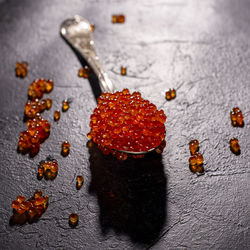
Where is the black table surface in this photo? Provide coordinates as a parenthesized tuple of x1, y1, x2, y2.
(0, 0, 249, 249)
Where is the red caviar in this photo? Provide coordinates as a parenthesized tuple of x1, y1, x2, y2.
(25, 99, 48, 118)
(16, 62, 28, 78)
(230, 107, 244, 127)
(88, 89, 166, 160)
(37, 158, 58, 180)
(18, 114, 50, 156)
(11, 191, 49, 222)
(28, 78, 54, 100)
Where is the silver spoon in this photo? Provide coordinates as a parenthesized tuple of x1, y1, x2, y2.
(60, 15, 165, 155)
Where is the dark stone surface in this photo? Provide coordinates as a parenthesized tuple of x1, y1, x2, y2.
(0, 0, 249, 249)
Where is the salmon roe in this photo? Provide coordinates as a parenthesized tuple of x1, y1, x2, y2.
(88, 89, 166, 160)
(25, 99, 49, 118)
(112, 15, 125, 23)
(11, 191, 49, 222)
(61, 141, 70, 156)
(18, 114, 50, 156)
(121, 66, 127, 76)
(188, 139, 204, 174)
(230, 107, 244, 127)
(28, 78, 54, 100)
(78, 66, 91, 79)
(69, 213, 79, 227)
(76, 176, 84, 190)
(16, 62, 28, 78)
(189, 139, 199, 155)
(229, 138, 240, 155)
(165, 88, 176, 101)
(18, 78, 53, 156)
(37, 157, 58, 180)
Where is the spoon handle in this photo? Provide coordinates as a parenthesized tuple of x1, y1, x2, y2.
(76, 44, 115, 93)
(60, 16, 115, 93)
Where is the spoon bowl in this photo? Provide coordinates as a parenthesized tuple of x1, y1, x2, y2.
(60, 15, 165, 156)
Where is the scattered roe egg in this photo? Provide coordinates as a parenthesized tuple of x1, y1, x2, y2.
(69, 213, 78, 227)
(76, 176, 84, 190)
(230, 107, 244, 127)
(61, 141, 70, 156)
(46, 99, 52, 110)
(62, 100, 70, 112)
(16, 61, 28, 78)
(88, 89, 166, 160)
(121, 66, 127, 76)
(112, 15, 125, 23)
(229, 138, 240, 155)
(54, 110, 60, 121)
(165, 88, 176, 101)
(189, 139, 199, 155)
(78, 66, 91, 79)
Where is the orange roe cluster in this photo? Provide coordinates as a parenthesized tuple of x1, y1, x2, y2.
(37, 157, 58, 180)
(54, 110, 61, 121)
(165, 89, 176, 101)
(88, 88, 166, 160)
(188, 139, 204, 174)
(18, 114, 50, 156)
(16, 62, 28, 78)
(78, 66, 91, 79)
(25, 98, 51, 118)
(11, 191, 49, 222)
(112, 15, 125, 23)
(18, 79, 53, 156)
(230, 107, 244, 127)
(28, 78, 54, 100)
(229, 138, 240, 155)
(91, 24, 95, 32)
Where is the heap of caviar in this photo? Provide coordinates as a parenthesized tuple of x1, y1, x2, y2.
(230, 107, 244, 127)
(78, 66, 91, 79)
(11, 190, 49, 222)
(165, 89, 176, 101)
(188, 139, 204, 174)
(28, 78, 54, 100)
(229, 138, 240, 155)
(37, 157, 58, 180)
(18, 114, 50, 156)
(88, 89, 166, 160)
(25, 98, 51, 118)
(112, 15, 125, 23)
(16, 62, 28, 78)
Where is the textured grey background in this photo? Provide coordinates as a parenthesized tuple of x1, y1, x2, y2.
(0, 0, 250, 249)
